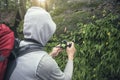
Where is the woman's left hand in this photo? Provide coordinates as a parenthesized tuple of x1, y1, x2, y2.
(49, 45, 62, 57)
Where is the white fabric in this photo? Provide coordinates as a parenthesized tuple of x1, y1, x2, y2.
(23, 7, 56, 46)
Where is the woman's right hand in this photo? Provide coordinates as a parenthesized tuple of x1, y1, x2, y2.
(66, 42, 76, 60)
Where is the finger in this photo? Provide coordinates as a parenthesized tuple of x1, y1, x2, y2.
(56, 44, 60, 46)
(55, 44, 62, 48)
(55, 46, 61, 48)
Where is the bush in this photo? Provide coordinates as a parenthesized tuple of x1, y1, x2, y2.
(46, 13, 120, 80)
(77, 14, 120, 80)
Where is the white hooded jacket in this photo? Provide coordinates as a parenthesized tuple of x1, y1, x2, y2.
(10, 7, 73, 80)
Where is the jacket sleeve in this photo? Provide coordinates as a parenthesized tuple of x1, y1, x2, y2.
(36, 54, 73, 80)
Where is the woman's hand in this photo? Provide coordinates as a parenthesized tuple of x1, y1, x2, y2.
(66, 42, 76, 60)
(49, 45, 62, 57)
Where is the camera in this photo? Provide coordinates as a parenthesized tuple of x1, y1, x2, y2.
(60, 40, 72, 49)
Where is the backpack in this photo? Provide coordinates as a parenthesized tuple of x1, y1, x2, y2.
(0, 24, 43, 80)
(4, 39, 43, 80)
(0, 24, 15, 80)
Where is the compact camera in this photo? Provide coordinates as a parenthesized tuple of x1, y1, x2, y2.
(60, 40, 72, 49)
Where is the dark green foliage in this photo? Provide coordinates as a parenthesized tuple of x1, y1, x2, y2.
(46, 13, 120, 80)
(77, 14, 120, 80)
(46, 2, 120, 80)
(0, 0, 18, 10)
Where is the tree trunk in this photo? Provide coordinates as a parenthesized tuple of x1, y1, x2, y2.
(18, 0, 26, 20)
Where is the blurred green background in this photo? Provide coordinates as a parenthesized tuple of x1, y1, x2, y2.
(0, 0, 120, 80)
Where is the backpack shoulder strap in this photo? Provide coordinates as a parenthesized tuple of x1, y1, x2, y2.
(17, 44, 44, 57)
(4, 44, 43, 80)
(24, 38, 43, 45)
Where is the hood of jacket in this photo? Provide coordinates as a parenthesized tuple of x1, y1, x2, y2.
(23, 7, 56, 46)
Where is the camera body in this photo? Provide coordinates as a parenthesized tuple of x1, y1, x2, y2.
(60, 40, 72, 49)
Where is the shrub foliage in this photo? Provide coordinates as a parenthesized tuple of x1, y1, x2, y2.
(46, 13, 120, 80)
